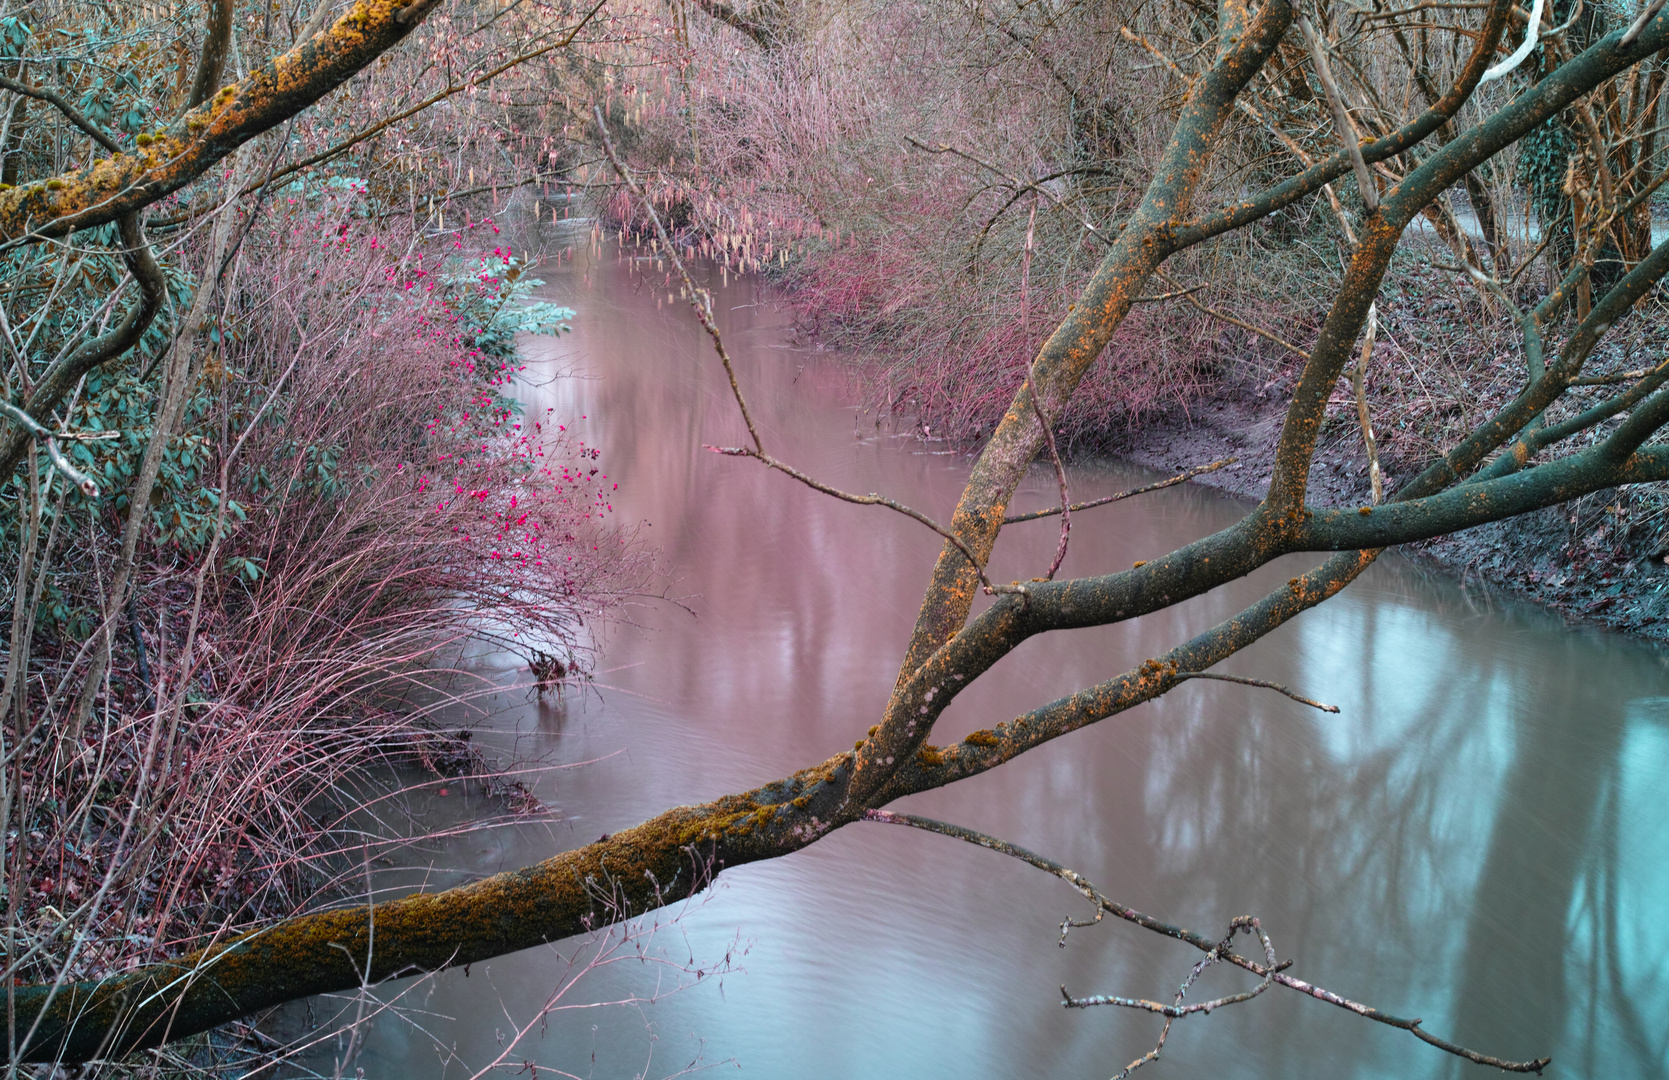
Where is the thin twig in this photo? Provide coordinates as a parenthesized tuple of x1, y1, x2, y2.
(1065, 916, 1278, 1078)
(1003, 458, 1235, 523)
(0, 399, 102, 496)
(703, 444, 1002, 589)
(1300, 17, 1378, 211)
(1480, 0, 1545, 81)
(1571, 365, 1658, 385)
(1156, 270, 1310, 359)
(0, 74, 122, 154)
(1019, 201, 1071, 580)
(594, 105, 759, 449)
(1172, 671, 1340, 712)
(1131, 285, 1206, 304)
(1353, 301, 1383, 504)
(149, 2, 608, 227)
(1029, 367, 1071, 581)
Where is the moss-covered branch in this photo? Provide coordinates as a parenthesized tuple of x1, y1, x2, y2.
(0, 0, 443, 246)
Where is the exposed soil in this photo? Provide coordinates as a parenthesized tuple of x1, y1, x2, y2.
(1103, 381, 1669, 644)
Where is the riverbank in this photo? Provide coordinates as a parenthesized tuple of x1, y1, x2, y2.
(1101, 378, 1669, 644)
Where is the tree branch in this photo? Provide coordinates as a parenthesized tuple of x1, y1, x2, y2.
(860, 812, 1548, 1073)
(0, 214, 166, 482)
(184, 0, 235, 113)
(1002, 458, 1234, 523)
(690, 0, 781, 49)
(0, 0, 445, 245)
(0, 74, 121, 154)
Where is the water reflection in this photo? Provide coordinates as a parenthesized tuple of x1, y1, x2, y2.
(286, 230, 1669, 1079)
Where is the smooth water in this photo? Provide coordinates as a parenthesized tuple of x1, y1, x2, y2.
(289, 231, 1669, 1079)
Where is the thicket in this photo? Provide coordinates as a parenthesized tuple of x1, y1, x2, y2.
(575, 0, 1669, 459)
(0, 1, 644, 1070)
(563, 0, 1669, 634)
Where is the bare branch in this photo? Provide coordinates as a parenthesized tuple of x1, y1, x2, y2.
(1622, 0, 1668, 46)
(596, 107, 1017, 595)
(1299, 16, 1379, 211)
(1003, 458, 1235, 524)
(185, 0, 235, 112)
(0, 74, 122, 154)
(1172, 671, 1340, 712)
(0, 398, 102, 496)
(1156, 270, 1310, 359)
(860, 811, 1549, 1073)
(0, 0, 447, 244)
(1480, 0, 1546, 81)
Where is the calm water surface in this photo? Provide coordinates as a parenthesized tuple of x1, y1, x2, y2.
(293, 230, 1669, 1079)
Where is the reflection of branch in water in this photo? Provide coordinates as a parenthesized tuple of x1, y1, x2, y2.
(862, 810, 1552, 1074)
(593, 108, 1025, 597)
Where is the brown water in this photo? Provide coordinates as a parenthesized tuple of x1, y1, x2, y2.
(292, 230, 1669, 1079)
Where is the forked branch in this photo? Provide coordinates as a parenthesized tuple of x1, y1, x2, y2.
(861, 811, 1550, 1073)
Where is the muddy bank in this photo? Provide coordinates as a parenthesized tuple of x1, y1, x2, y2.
(1101, 382, 1669, 645)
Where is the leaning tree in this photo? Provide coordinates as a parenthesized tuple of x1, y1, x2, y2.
(9, 0, 1669, 1072)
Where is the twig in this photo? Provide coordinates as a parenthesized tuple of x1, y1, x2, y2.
(597, 109, 1018, 595)
(1064, 916, 1277, 1078)
(1156, 270, 1310, 359)
(1480, 0, 1545, 80)
(1299, 17, 1378, 211)
(1019, 201, 1072, 581)
(1507, 231, 1554, 287)
(1131, 285, 1205, 304)
(0, 399, 102, 496)
(1354, 0, 1495, 20)
(0, 74, 122, 154)
(1030, 366, 1072, 581)
(904, 135, 1112, 245)
(150, 2, 608, 227)
(1118, 26, 1193, 85)
(1172, 671, 1339, 712)
(702, 444, 1010, 593)
(1003, 458, 1235, 523)
(595, 106, 759, 449)
(860, 811, 1551, 1074)
(1353, 301, 1383, 504)
(1572, 366, 1657, 385)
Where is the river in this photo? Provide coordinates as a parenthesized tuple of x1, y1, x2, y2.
(288, 226, 1669, 1079)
